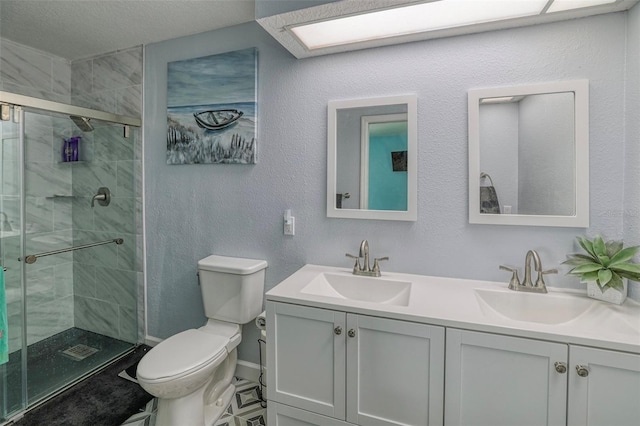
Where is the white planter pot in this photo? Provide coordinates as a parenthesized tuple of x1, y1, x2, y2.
(587, 279, 627, 305)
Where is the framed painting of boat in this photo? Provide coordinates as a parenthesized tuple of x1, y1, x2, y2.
(166, 48, 257, 164)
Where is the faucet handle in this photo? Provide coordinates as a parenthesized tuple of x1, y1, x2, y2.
(372, 257, 389, 275)
(346, 253, 362, 273)
(499, 265, 521, 290)
(535, 268, 558, 290)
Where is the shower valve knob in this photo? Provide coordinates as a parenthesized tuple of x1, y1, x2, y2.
(91, 187, 111, 208)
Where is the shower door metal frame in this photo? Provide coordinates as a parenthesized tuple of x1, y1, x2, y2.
(0, 91, 141, 127)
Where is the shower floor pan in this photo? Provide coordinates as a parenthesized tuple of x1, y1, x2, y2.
(3, 328, 134, 412)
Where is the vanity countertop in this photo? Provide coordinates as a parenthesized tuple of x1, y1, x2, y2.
(266, 264, 640, 354)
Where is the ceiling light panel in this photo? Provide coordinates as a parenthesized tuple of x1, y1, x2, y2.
(546, 0, 618, 13)
(290, 0, 550, 50)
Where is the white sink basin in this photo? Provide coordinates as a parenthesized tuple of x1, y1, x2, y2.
(474, 288, 596, 325)
(300, 272, 412, 306)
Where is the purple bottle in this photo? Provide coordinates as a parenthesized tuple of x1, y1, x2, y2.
(62, 137, 81, 162)
(69, 136, 80, 161)
(62, 138, 72, 162)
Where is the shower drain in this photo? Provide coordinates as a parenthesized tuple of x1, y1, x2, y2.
(62, 344, 99, 361)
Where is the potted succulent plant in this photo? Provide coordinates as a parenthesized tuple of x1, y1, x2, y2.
(563, 236, 640, 304)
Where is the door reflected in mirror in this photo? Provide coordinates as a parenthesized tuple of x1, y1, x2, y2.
(328, 95, 417, 221)
(469, 80, 589, 227)
(359, 113, 408, 211)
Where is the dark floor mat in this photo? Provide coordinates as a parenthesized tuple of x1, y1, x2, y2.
(11, 345, 153, 426)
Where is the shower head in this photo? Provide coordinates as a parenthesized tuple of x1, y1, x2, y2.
(70, 115, 94, 132)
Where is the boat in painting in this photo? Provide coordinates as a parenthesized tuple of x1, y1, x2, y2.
(193, 109, 243, 130)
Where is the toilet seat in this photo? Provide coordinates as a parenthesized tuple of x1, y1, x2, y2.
(137, 329, 229, 382)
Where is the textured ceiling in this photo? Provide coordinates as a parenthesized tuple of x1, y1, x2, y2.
(0, 0, 256, 60)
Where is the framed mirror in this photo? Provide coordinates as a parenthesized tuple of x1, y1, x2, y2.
(327, 95, 417, 221)
(468, 80, 589, 227)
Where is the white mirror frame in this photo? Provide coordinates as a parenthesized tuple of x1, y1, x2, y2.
(327, 95, 417, 221)
(468, 79, 589, 227)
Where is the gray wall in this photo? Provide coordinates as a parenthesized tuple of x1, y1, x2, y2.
(518, 93, 574, 216)
(479, 103, 519, 212)
(145, 11, 638, 364)
(624, 5, 640, 263)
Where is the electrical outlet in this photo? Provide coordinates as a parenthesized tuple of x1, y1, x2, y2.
(284, 210, 295, 235)
(284, 216, 295, 235)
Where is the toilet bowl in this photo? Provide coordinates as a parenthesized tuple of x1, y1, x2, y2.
(137, 255, 267, 426)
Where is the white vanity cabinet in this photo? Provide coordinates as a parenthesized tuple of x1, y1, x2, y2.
(445, 329, 569, 426)
(266, 301, 445, 426)
(568, 345, 640, 426)
(445, 329, 640, 426)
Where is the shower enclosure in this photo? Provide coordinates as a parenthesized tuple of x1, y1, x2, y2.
(0, 91, 142, 422)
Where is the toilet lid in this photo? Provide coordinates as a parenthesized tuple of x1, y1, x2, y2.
(137, 329, 228, 381)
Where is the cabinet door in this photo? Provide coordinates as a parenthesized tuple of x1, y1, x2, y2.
(267, 302, 346, 419)
(568, 345, 640, 426)
(268, 401, 352, 426)
(445, 329, 568, 426)
(346, 314, 445, 426)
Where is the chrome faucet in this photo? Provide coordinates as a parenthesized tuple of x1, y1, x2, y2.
(499, 250, 557, 293)
(360, 240, 370, 273)
(346, 239, 389, 277)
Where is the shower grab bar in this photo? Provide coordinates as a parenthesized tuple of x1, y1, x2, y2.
(22, 238, 124, 264)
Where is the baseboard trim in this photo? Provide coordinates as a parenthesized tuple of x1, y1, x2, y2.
(235, 360, 264, 384)
(144, 335, 163, 347)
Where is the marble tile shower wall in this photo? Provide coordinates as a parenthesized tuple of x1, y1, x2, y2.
(1, 39, 75, 351)
(70, 47, 143, 118)
(0, 39, 71, 103)
(0, 39, 143, 348)
(70, 47, 143, 344)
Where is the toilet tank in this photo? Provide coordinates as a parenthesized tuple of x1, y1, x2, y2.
(198, 255, 267, 324)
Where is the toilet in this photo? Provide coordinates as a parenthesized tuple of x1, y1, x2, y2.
(137, 255, 267, 426)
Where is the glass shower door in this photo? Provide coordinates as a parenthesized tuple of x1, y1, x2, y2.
(0, 107, 26, 422)
(21, 108, 138, 406)
(1, 101, 140, 420)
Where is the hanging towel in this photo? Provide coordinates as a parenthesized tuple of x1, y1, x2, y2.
(0, 267, 8, 365)
(480, 172, 501, 214)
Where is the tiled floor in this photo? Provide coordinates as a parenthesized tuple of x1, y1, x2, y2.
(121, 378, 267, 426)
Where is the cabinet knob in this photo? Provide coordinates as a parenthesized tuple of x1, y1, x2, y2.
(334, 326, 342, 335)
(554, 361, 567, 374)
(348, 329, 356, 338)
(576, 365, 589, 377)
